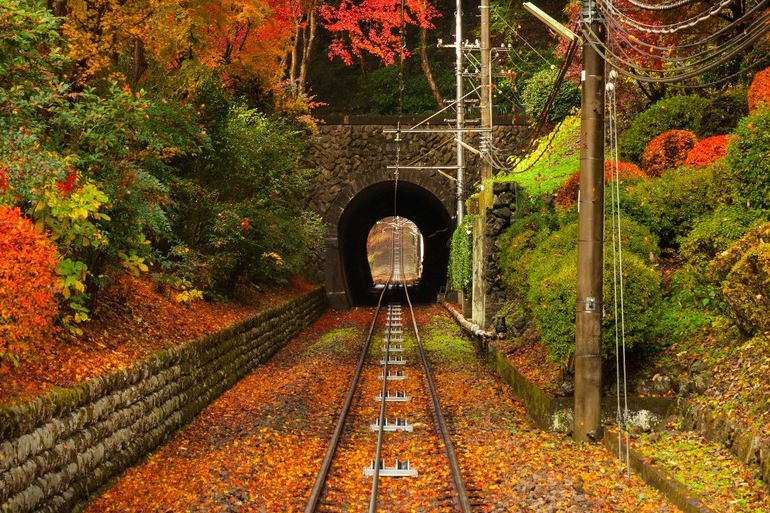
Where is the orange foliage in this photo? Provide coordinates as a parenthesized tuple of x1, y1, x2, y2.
(62, 0, 295, 86)
(0, 207, 58, 359)
(684, 134, 731, 168)
(641, 129, 698, 176)
(748, 66, 770, 114)
(555, 161, 646, 209)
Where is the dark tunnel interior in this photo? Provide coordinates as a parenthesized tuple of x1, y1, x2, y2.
(337, 180, 453, 305)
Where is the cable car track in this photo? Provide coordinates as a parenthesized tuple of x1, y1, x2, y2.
(304, 219, 473, 512)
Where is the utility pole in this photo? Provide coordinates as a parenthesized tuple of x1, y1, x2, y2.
(573, 0, 606, 442)
(479, 0, 491, 183)
(455, 0, 465, 225)
(471, 0, 493, 327)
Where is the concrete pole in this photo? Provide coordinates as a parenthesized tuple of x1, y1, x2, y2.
(471, 0, 493, 328)
(480, 0, 492, 182)
(455, 0, 465, 225)
(573, 2, 605, 442)
(471, 0, 493, 327)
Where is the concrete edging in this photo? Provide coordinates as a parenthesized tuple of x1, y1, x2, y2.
(603, 430, 716, 513)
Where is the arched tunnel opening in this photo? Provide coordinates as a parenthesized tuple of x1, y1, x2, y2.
(338, 180, 453, 305)
(367, 217, 423, 284)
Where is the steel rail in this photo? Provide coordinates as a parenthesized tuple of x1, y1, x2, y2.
(402, 252, 473, 513)
(303, 272, 393, 513)
(368, 224, 401, 512)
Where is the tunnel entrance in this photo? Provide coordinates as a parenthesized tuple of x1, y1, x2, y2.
(337, 180, 452, 305)
(367, 217, 423, 284)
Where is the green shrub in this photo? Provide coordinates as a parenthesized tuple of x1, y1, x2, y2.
(698, 92, 748, 139)
(723, 106, 770, 211)
(448, 214, 476, 294)
(707, 223, 770, 335)
(521, 67, 580, 123)
(720, 243, 770, 336)
(620, 95, 709, 163)
(621, 164, 729, 250)
(525, 217, 661, 362)
(667, 206, 765, 322)
(709, 222, 770, 286)
(680, 205, 765, 271)
(707, 222, 770, 335)
(498, 210, 560, 303)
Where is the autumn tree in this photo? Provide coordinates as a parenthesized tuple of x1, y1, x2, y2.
(319, 0, 442, 106)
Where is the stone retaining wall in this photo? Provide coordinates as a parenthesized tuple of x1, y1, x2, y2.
(677, 398, 770, 486)
(0, 288, 327, 513)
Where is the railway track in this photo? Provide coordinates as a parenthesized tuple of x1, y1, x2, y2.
(304, 219, 474, 512)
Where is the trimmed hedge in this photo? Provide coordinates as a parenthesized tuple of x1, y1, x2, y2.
(640, 130, 698, 177)
(620, 95, 709, 163)
(514, 216, 661, 362)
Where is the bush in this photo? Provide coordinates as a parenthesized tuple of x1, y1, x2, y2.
(554, 161, 646, 209)
(680, 205, 765, 271)
(708, 223, 770, 335)
(747, 66, 770, 114)
(621, 163, 728, 250)
(521, 67, 580, 123)
(525, 218, 661, 362)
(684, 135, 731, 168)
(498, 209, 560, 304)
(698, 93, 748, 138)
(448, 215, 476, 294)
(0, 207, 59, 363)
(171, 89, 319, 294)
(641, 130, 698, 176)
(723, 106, 770, 211)
(620, 95, 708, 163)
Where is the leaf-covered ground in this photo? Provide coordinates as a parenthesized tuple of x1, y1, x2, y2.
(654, 329, 770, 437)
(0, 275, 316, 405)
(629, 429, 770, 512)
(83, 306, 676, 512)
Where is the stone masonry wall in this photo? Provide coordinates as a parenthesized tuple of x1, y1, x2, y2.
(305, 120, 526, 224)
(0, 288, 327, 513)
(485, 181, 521, 308)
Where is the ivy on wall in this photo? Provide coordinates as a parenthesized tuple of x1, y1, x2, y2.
(448, 215, 477, 294)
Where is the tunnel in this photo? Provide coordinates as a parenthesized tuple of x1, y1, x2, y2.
(337, 180, 453, 305)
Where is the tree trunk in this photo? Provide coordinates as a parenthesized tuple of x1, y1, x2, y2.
(420, 26, 443, 108)
(298, 8, 317, 97)
(128, 37, 148, 85)
(48, 0, 68, 16)
(289, 21, 301, 97)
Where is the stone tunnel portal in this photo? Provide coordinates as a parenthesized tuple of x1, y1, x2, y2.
(336, 180, 452, 306)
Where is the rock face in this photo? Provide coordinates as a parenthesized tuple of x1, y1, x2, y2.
(0, 289, 327, 513)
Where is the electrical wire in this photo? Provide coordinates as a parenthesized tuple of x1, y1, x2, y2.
(581, 0, 770, 83)
(582, 10, 770, 82)
(605, 68, 630, 478)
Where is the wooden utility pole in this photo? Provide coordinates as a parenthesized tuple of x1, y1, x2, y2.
(573, 0, 606, 442)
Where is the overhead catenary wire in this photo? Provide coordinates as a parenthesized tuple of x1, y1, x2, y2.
(581, 0, 770, 83)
